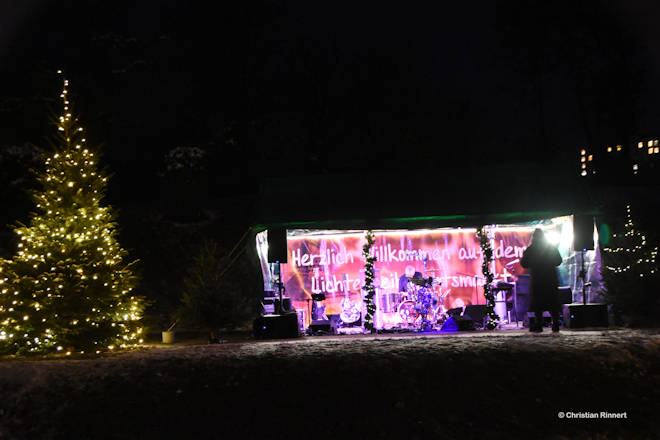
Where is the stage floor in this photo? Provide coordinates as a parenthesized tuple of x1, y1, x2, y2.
(305, 321, 591, 339)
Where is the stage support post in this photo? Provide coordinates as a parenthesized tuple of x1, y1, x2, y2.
(276, 261, 283, 314)
(581, 249, 586, 305)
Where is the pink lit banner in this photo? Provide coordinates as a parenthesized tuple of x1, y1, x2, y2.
(256, 226, 554, 326)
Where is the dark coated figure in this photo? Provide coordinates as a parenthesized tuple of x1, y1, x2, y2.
(520, 229, 562, 332)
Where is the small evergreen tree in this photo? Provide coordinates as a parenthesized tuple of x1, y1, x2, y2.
(601, 204, 659, 327)
(0, 73, 145, 354)
(177, 242, 255, 341)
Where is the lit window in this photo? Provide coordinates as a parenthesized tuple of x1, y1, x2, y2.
(581, 170, 587, 176)
(616, 145, 622, 151)
(655, 140, 658, 146)
(638, 142, 644, 149)
(581, 163, 586, 169)
(649, 148, 654, 155)
(607, 146, 612, 152)
(588, 155, 593, 161)
(581, 156, 586, 162)
(655, 147, 659, 154)
(633, 164, 638, 171)
(580, 149, 586, 155)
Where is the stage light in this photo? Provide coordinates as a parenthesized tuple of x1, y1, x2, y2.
(560, 222, 573, 250)
(545, 230, 560, 245)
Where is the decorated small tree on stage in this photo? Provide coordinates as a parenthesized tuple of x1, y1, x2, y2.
(601, 205, 659, 326)
(0, 73, 145, 354)
(362, 230, 377, 333)
(477, 227, 499, 329)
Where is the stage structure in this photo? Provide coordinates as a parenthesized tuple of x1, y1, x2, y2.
(255, 215, 603, 333)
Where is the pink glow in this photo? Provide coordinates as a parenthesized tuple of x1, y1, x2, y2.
(278, 228, 533, 327)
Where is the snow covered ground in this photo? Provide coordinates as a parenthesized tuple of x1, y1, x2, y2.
(1, 328, 659, 439)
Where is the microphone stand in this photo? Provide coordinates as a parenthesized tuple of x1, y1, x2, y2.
(578, 249, 592, 305)
(275, 261, 284, 314)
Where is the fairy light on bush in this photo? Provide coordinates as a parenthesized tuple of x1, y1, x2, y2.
(477, 227, 499, 329)
(362, 230, 377, 333)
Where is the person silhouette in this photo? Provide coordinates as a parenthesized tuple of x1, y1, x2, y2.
(520, 229, 562, 332)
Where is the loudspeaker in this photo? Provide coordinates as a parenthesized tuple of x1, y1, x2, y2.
(573, 215, 594, 250)
(457, 316, 475, 331)
(446, 307, 463, 317)
(267, 228, 288, 263)
(309, 320, 332, 335)
(440, 315, 474, 331)
(463, 305, 488, 327)
(253, 313, 299, 339)
(262, 296, 293, 315)
(562, 304, 608, 328)
(558, 287, 573, 304)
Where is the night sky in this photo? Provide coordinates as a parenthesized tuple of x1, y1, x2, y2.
(1, 0, 660, 210)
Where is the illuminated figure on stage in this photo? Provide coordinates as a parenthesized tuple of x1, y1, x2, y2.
(398, 265, 416, 293)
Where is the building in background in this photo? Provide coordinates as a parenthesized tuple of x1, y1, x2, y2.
(580, 138, 659, 184)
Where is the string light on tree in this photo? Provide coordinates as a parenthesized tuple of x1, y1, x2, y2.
(603, 205, 658, 275)
(601, 204, 659, 326)
(0, 71, 146, 355)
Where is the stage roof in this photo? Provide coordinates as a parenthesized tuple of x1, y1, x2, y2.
(252, 165, 598, 231)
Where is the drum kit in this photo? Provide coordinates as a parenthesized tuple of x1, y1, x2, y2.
(378, 274, 449, 331)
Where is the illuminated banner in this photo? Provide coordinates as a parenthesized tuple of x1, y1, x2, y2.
(256, 217, 581, 328)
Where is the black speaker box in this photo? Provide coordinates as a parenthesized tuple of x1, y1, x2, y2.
(558, 287, 573, 304)
(574, 215, 594, 250)
(253, 313, 299, 339)
(457, 316, 475, 331)
(262, 296, 293, 314)
(267, 228, 288, 263)
(309, 320, 332, 335)
(463, 305, 488, 327)
(446, 307, 463, 317)
(440, 315, 474, 331)
(562, 304, 609, 328)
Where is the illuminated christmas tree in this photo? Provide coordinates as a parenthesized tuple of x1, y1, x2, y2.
(0, 72, 145, 354)
(601, 204, 659, 326)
